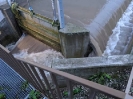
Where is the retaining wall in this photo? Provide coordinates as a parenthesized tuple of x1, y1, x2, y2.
(52, 54, 133, 79)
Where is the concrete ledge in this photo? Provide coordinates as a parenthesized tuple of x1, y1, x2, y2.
(52, 55, 133, 78)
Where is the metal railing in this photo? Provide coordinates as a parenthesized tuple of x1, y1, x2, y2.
(0, 45, 132, 99)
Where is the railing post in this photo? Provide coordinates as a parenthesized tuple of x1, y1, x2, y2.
(57, 0, 65, 28)
(50, 73, 62, 99)
(66, 79, 73, 99)
(51, 0, 57, 21)
(88, 89, 97, 99)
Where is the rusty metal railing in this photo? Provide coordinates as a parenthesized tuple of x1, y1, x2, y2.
(0, 45, 132, 99)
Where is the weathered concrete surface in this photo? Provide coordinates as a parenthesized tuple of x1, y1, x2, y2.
(52, 55, 133, 78)
(59, 23, 89, 58)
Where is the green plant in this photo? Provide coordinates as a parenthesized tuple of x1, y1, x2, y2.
(0, 85, 11, 99)
(63, 87, 82, 96)
(15, 81, 29, 98)
(88, 72, 111, 85)
(29, 90, 41, 99)
(21, 81, 29, 91)
(0, 81, 42, 99)
(0, 94, 6, 99)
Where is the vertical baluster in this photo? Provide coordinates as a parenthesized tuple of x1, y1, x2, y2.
(39, 69, 55, 99)
(21, 62, 38, 88)
(66, 79, 73, 99)
(20, 61, 35, 84)
(88, 89, 97, 99)
(30, 66, 51, 98)
(23, 62, 42, 90)
(50, 73, 62, 99)
(16, 61, 29, 80)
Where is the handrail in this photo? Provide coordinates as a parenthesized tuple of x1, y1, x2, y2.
(16, 57, 126, 99)
(0, 45, 132, 99)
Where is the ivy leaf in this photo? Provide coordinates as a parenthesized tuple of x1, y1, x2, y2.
(0, 94, 6, 99)
(105, 74, 111, 79)
(63, 91, 68, 96)
(21, 81, 29, 91)
(73, 88, 82, 95)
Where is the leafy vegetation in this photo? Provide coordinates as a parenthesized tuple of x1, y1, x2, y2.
(88, 70, 130, 91)
(29, 90, 41, 99)
(0, 94, 6, 99)
(63, 87, 82, 97)
(0, 85, 11, 99)
(0, 81, 43, 99)
(88, 72, 111, 85)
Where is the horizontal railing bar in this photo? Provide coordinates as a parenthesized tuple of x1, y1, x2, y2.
(16, 57, 126, 98)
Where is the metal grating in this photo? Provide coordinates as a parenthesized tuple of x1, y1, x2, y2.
(0, 58, 33, 99)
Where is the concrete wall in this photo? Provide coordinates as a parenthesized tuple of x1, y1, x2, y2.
(52, 55, 133, 79)
(59, 23, 89, 58)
